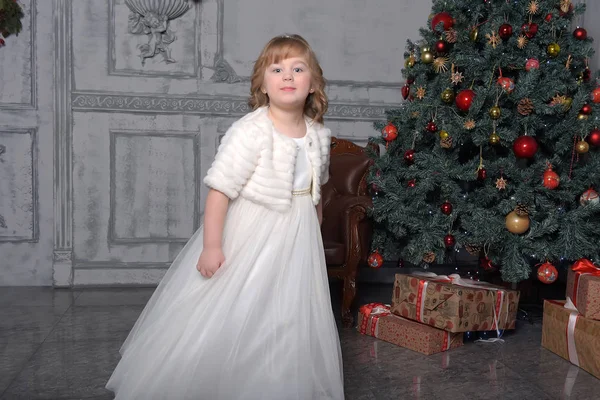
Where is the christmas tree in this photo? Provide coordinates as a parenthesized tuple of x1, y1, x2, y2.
(368, 0, 600, 283)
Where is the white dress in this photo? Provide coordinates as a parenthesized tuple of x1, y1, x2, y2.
(106, 135, 345, 400)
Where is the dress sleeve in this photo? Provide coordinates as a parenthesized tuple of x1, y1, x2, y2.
(203, 123, 261, 200)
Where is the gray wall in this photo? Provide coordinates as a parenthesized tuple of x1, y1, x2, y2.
(0, 0, 432, 286)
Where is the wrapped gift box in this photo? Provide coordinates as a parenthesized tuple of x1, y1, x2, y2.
(358, 303, 463, 355)
(391, 273, 519, 333)
(541, 300, 600, 379)
(566, 259, 600, 320)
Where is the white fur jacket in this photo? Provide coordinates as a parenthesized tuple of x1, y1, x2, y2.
(203, 106, 331, 212)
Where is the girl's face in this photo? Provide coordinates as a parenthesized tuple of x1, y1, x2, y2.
(262, 56, 313, 111)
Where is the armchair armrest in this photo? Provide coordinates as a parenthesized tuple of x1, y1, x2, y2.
(337, 195, 372, 270)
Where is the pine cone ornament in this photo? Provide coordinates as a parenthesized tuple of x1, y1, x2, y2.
(422, 251, 436, 263)
(440, 137, 453, 148)
(445, 29, 458, 43)
(465, 244, 482, 256)
(515, 204, 530, 217)
(518, 98, 534, 115)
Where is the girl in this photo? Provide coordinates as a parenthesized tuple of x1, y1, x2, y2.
(106, 34, 344, 400)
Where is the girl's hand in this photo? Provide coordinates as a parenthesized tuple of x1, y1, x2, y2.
(196, 247, 225, 278)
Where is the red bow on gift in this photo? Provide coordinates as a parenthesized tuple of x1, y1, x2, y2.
(359, 303, 390, 317)
(572, 258, 600, 275)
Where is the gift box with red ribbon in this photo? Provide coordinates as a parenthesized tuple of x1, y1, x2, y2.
(358, 303, 463, 355)
(391, 273, 520, 333)
(566, 258, 600, 320)
(542, 300, 600, 379)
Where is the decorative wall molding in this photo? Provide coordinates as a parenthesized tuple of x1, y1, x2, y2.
(75, 261, 171, 270)
(108, 0, 199, 77)
(72, 91, 399, 121)
(0, 128, 39, 242)
(108, 129, 201, 245)
(72, 91, 250, 115)
(211, 55, 242, 83)
(53, 250, 73, 263)
(53, 0, 74, 287)
(0, 0, 37, 110)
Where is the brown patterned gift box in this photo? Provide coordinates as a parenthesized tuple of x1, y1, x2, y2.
(357, 303, 463, 355)
(391, 273, 520, 333)
(541, 300, 600, 379)
(566, 259, 600, 320)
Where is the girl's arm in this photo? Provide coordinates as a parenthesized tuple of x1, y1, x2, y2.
(203, 189, 230, 249)
(197, 189, 229, 278)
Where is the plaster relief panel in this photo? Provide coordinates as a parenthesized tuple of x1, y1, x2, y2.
(109, 130, 199, 244)
(110, 0, 198, 77)
(0, 129, 37, 241)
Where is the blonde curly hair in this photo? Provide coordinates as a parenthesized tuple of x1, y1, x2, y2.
(249, 34, 328, 124)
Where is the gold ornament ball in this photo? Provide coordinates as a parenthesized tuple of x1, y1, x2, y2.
(469, 28, 479, 42)
(489, 133, 500, 145)
(421, 51, 434, 64)
(576, 140, 590, 154)
(547, 43, 561, 57)
(439, 130, 449, 139)
(489, 106, 501, 120)
(564, 98, 573, 111)
(578, 113, 588, 121)
(505, 211, 530, 234)
(405, 57, 415, 68)
(441, 89, 454, 103)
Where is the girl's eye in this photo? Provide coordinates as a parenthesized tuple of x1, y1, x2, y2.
(273, 68, 282, 73)
(294, 68, 303, 73)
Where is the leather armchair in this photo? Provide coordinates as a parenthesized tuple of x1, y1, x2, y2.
(321, 137, 376, 327)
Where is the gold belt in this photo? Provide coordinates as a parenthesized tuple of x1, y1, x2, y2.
(292, 187, 311, 196)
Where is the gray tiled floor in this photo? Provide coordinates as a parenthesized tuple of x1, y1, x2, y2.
(1, 285, 599, 399)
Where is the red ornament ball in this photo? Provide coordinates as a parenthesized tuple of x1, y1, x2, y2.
(404, 149, 415, 165)
(592, 87, 600, 104)
(368, 251, 384, 269)
(587, 129, 600, 147)
(455, 89, 475, 112)
(402, 84, 410, 100)
(537, 262, 558, 284)
(543, 165, 560, 190)
(573, 27, 587, 40)
(513, 136, 538, 158)
(431, 12, 454, 32)
(497, 77, 515, 93)
(407, 77, 415, 84)
(498, 24, 513, 40)
(444, 234, 456, 247)
(525, 58, 540, 71)
(544, 13, 552, 23)
(426, 121, 438, 133)
(435, 40, 449, 54)
(477, 168, 487, 181)
(407, 179, 416, 188)
(0, 38, 5, 47)
(581, 104, 593, 115)
(382, 123, 398, 142)
(521, 22, 538, 39)
(440, 201, 453, 215)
